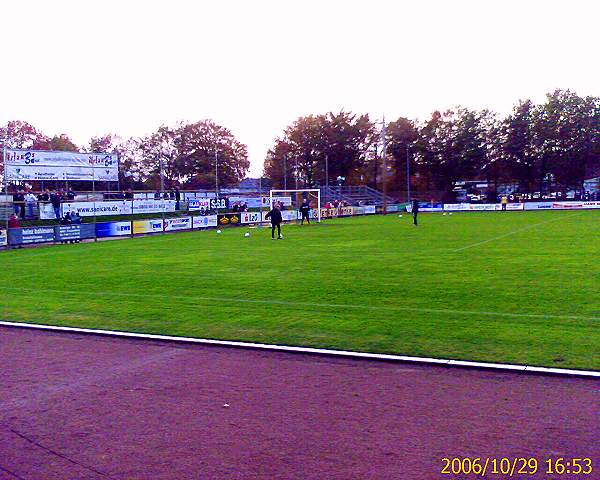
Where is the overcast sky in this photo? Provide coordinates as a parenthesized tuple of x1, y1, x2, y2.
(1, 0, 598, 176)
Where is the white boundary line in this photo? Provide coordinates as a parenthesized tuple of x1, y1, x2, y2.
(1, 287, 596, 322)
(0, 320, 598, 379)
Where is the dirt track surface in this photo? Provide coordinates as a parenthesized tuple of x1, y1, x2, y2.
(0, 327, 598, 480)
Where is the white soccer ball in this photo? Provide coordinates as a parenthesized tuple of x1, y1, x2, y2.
(443, 213, 447, 216)
(398, 214, 403, 218)
(449, 212, 453, 216)
(244, 232, 250, 237)
(216, 229, 222, 234)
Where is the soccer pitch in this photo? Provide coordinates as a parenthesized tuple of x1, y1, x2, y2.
(1, 210, 598, 370)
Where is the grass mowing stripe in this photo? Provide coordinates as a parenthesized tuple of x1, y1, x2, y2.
(453, 212, 584, 252)
(1, 286, 598, 322)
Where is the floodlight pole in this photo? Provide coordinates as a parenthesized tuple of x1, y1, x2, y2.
(3, 146, 8, 242)
(406, 144, 411, 203)
(325, 154, 329, 195)
(259, 176, 263, 227)
(381, 116, 388, 215)
(92, 168, 97, 242)
(159, 154, 166, 231)
(283, 154, 287, 190)
(215, 149, 218, 204)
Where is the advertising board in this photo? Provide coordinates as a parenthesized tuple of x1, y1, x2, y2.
(192, 215, 218, 229)
(95, 221, 132, 238)
(164, 217, 192, 231)
(132, 219, 164, 234)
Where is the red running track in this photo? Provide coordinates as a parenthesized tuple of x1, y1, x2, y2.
(0, 326, 598, 480)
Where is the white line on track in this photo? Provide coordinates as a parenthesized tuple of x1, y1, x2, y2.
(453, 212, 584, 252)
(0, 320, 598, 378)
(1, 286, 597, 322)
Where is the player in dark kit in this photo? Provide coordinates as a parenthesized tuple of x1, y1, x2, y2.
(265, 203, 283, 239)
(300, 199, 311, 224)
(411, 199, 419, 226)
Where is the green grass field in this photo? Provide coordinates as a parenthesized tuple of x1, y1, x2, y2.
(1, 210, 598, 370)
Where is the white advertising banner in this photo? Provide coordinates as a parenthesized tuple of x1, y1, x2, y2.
(227, 196, 292, 208)
(61, 201, 128, 217)
(51, 199, 176, 218)
(524, 201, 600, 210)
(364, 205, 376, 214)
(39, 203, 58, 219)
(164, 217, 192, 231)
(444, 203, 496, 211)
(550, 201, 600, 210)
(0, 229, 7, 246)
(132, 199, 176, 214)
(581, 201, 600, 209)
(503, 203, 525, 211)
(192, 215, 218, 229)
(240, 211, 263, 224)
(4, 150, 118, 181)
(444, 203, 524, 212)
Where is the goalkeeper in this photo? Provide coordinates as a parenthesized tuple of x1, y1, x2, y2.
(299, 199, 311, 224)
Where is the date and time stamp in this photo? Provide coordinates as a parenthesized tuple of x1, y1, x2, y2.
(440, 457, 593, 478)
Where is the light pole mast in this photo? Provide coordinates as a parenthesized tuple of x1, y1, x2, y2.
(381, 116, 388, 215)
(406, 144, 411, 203)
(215, 149, 219, 202)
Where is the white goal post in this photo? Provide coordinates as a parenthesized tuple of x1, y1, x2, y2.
(269, 189, 321, 223)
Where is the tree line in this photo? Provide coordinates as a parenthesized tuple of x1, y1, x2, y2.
(1, 89, 598, 196)
(264, 90, 599, 199)
(0, 120, 249, 190)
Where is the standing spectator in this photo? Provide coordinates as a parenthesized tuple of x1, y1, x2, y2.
(265, 203, 283, 240)
(501, 195, 508, 211)
(66, 188, 75, 201)
(50, 190, 62, 220)
(24, 191, 37, 219)
(38, 189, 50, 202)
(13, 190, 25, 219)
(125, 188, 134, 199)
(154, 190, 161, 200)
(174, 187, 181, 210)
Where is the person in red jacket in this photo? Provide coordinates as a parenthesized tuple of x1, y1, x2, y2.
(8, 214, 20, 229)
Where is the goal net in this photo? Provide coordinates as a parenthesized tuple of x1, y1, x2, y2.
(269, 189, 321, 223)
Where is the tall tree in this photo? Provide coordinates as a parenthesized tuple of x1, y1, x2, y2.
(177, 120, 249, 189)
(37, 134, 79, 152)
(531, 90, 599, 192)
(0, 120, 49, 150)
(496, 100, 536, 190)
(386, 117, 418, 193)
(264, 111, 376, 188)
(138, 125, 181, 189)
